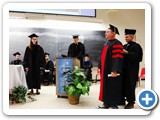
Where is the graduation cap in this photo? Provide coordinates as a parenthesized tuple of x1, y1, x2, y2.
(13, 52, 21, 56)
(84, 54, 89, 57)
(125, 29, 136, 35)
(61, 54, 67, 58)
(28, 33, 39, 38)
(109, 24, 120, 35)
(45, 53, 50, 56)
(72, 35, 79, 39)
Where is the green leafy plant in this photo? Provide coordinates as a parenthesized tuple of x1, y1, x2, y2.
(63, 66, 91, 97)
(9, 85, 27, 103)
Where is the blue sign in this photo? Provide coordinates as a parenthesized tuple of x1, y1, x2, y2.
(57, 59, 73, 95)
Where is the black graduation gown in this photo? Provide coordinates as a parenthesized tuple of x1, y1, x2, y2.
(99, 39, 124, 105)
(43, 60, 54, 83)
(44, 60, 54, 72)
(82, 61, 93, 80)
(67, 42, 85, 67)
(123, 41, 143, 103)
(23, 45, 45, 89)
(10, 60, 23, 65)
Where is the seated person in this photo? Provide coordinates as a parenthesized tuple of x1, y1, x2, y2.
(82, 54, 93, 81)
(10, 52, 23, 65)
(41, 53, 54, 85)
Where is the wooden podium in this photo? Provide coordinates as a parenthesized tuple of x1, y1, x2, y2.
(56, 58, 80, 97)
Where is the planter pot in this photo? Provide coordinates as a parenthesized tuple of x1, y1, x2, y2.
(68, 94, 80, 105)
(15, 98, 20, 103)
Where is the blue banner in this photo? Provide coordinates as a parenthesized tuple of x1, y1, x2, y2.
(58, 58, 73, 95)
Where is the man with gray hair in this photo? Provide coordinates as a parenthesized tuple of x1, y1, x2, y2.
(123, 29, 143, 109)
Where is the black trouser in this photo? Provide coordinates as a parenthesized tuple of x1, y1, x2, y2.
(85, 69, 92, 81)
(125, 81, 136, 104)
(80, 59, 83, 68)
(124, 78, 137, 104)
(41, 71, 53, 84)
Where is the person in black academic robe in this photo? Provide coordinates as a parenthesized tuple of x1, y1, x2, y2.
(122, 29, 143, 109)
(82, 54, 93, 81)
(68, 35, 85, 68)
(10, 52, 23, 65)
(41, 53, 54, 85)
(98, 24, 124, 109)
(23, 33, 45, 95)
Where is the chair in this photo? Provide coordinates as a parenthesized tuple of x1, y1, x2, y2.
(138, 67, 145, 86)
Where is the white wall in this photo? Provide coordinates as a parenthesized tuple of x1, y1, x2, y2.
(97, 9, 145, 68)
(9, 11, 106, 30)
(9, 9, 145, 69)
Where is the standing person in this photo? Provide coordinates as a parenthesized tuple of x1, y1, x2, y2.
(10, 52, 23, 65)
(41, 52, 54, 85)
(82, 54, 93, 81)
(68, 35, 85, 68)
(23, 33, 45, 95)
(98, 24, 124, 109)
(123, 29, 143, 109)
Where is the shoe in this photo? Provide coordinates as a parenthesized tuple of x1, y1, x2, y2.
(36, 92, 40, 95)
(98, 104, 110, 109)
(124, 102, 134, 109)
(110, 105, 118, 109)
(46, 82, 50, 86)
(50, 82, 54, 85)
(27, 90, 34, 95)
(44, 82, 49, 86)
(118, 101, 126, 105)
(36, 89, 40, 95)
(27, 92, 32, 95)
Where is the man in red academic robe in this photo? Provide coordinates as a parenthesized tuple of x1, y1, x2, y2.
(98, 24, 124, 109)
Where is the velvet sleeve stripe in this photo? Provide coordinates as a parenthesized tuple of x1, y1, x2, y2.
(112, 54, 123, 58)
(113, 44, 123, 49)
(112, 49, 123, 53)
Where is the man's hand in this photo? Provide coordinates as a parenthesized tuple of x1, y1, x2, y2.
(45, 70, 50, 72)
(40, 67, 44, 70)
(25, 67, 29, 72)
(111, 72, 118, 77)
(98, 69, 100, 74)
(123, 49, 128, 54)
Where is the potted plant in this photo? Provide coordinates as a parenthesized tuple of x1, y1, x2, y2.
(9, 85, 27, 103)
(63, 66, 91, 105)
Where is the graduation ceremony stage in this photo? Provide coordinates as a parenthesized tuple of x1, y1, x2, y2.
(9, 68, 145, 109)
